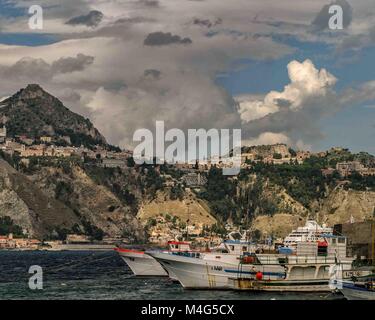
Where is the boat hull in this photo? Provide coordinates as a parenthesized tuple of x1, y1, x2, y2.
(116, 249, 168, 277)
(340, 282, 375, 300)
(229, 278, 331, 292)
(150, 252, 285, 289)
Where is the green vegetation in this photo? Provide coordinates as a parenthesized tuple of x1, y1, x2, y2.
(248, 162, 329, 208)
(170, 183, 184, 200)
(198, 167, 237, 221)
(81, 218, 105, 241)
(0, 216, 24, 237)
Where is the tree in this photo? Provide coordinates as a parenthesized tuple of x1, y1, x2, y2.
(127, 157, 135, 167)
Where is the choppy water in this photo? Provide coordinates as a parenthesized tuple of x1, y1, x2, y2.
(0, 251, 344, 300)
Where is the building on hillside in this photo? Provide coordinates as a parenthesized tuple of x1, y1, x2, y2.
(241, 153, 255, 164)
(54, 147, 74, 157)
(66, 234, 90, 244)
(101, 158, 127, 169)
(330, 147, 346, 153)
(336, 161, 367, 177)
(296, 151, 311, 163)
(18, 136, 35, 146)
(5, 140, 25, 153)
(0, 234, 41, 249)
(315, 151, 328, 158)
(40, 136, 52, 143)
(20, 147, 44, 157)
(0, 125, 6, 143)
(321, 168, 336, 177)
(182, 172, 208, 187)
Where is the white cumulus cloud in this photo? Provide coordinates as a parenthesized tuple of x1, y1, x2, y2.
(238, 59, 337, 123)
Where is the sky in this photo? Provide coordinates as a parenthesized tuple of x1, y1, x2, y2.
(0, 0, 374, 154)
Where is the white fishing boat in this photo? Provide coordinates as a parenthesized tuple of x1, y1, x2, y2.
(151, 230, 354, 291)
(230, 235, 354, 292)
(115, 241, 191, 278)
(149, 239, 283, 289)
(116, 247, 168, 276)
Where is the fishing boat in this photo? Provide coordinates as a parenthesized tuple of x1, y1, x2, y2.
(149, 238, 281, 289)
(115, 241, 191, 277)
(339, 279, 375, 300)
(332, 264, 375, 299)
(230, 235, 354, 292)
(151, 229, 354, 291)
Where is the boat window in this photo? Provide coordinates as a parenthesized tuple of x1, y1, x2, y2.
(332, 239, 336, 244)
(229, 245, 234, 251)
(338, 238, 345, 244)
(242, 246, 247, 251)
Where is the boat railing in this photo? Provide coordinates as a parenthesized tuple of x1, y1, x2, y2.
(251, 254, 338, 266)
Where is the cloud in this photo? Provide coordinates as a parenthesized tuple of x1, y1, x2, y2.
(144, 69, 162, 79)
(243, 132, 291, 147)
(193, 18, 222, 28)
(0, 54, 94, 82)
(87, 71, 241, 148)
(238, 57, 375, 148)
(51, 54, 95, 74)
(66, 10, 104, 27)
(238, 59, 342, 147)
(138, 0, 160, 7)
(144, 32, 193, 46)
(238, 59, 337, 122)
(4, 0, 375, 152)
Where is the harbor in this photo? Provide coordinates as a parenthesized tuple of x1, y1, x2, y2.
(0, 250, 344, 300)
(1, 219, 374, 300)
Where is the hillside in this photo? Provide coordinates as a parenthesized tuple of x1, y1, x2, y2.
(30, 165, 146, 241)
(137, 189, 217, 227)
(0, 84, 106, 148)
(0, 159, 79, 238)
(0, 84, 374, 242)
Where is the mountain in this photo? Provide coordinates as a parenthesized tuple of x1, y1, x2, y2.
(0, 84, 106, 148)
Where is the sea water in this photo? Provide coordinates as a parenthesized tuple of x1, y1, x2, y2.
(0, 251, 344, 300)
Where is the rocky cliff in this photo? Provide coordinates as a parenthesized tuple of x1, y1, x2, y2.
(29, 165, 146, 241)
(0, 159, 79, 237)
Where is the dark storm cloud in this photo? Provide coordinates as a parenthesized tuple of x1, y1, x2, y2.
(312, 0, 353, 31)
(0, 54, 94, 81)
(51, 54, 95, 74)
(66, 10, 104, 27)
(144, 69, 161, 79)
(193, 18, 222, 28)
(275, 99, 292, 108)
(144, 32, 192, 46)
(138, 0, 160, 7)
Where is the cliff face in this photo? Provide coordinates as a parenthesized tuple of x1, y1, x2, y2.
(30, 165, 146, 241)
(137, 189, 217, 227)
(319, 187, 375, 225)
(236, 176, 375, 238)
(0, 159, 79, 237)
